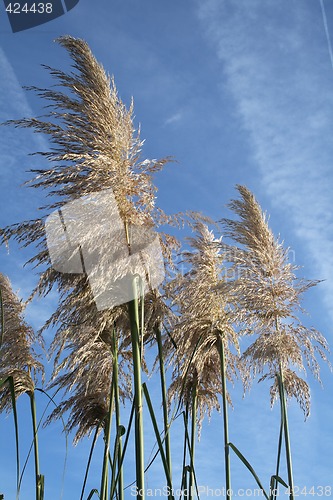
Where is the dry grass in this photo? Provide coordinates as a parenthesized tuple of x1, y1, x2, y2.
(0, 36, 175, 440)
(166, 217, 241, 429)
(221, 185, 330, 416)
(0, 273, 43, 411)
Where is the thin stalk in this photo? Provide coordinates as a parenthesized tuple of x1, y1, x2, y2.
(109, 429, 120, 500)
(100, 379, 114, 500)
(181, 407, 189, 497)
(218, 335, 231, 500)
(183, 469, 189, 500)
(142, 383, 174, 497)
(271, 419, 283, 500)
(112, 330, 124, 500)
(110, 403, 135, 499)
(188, 382, 197, 500)
(29, 391, 42, 500)
(128, 277, 145, 499)
(155, 325, 172, 497)
(80, 426, 100, 500)
(278, 371, 294, 500)
(272, 296, 294, 500)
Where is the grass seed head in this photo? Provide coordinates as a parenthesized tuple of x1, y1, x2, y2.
(223, 185, 330, 415)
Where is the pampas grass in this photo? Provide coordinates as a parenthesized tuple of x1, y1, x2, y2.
(0, 273, 44, 499)
(166, 217, 242, 500)
(221, 185, 330, 498)
(0, 37, 330, 500)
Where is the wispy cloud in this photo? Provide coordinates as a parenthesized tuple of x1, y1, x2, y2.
(0, 48, 51, 303)
(0, 48, 33, 121)
(319, 0, 333, 72)
(0, 47, 47, 206)
(197, 0, 333, 319)
(164, 111, 183, 126)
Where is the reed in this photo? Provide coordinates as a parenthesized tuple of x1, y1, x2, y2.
(166, 218, 241, 498)
(222, 185, 330, 497)
(0, 36, 330, 499)
(1, 36, 176, 499)
(0, 273, 44, 499)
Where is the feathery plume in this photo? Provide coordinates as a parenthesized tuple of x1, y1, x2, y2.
(222, 185, 330, 416)
(166, 218, 240, 430)
(1, 35, 174, 302)
(46, 325, 132, 444)
(1, 36, 175, 440)
(0, 273, 43, 412)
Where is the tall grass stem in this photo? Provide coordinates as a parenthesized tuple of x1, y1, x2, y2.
(29, 392, 42, 500)
(100, 379, 114, 499)
(188, 383, 197, 500)
(278, 372, 294, 500)
(218, 336, 231, 500)
(155, 326, 172, 497)
(128, 278, 145, 498)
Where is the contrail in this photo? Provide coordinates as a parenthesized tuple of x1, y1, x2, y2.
(319, 0, 333, 71)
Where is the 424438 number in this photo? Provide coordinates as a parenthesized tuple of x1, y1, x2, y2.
(5, 3, 53, 14)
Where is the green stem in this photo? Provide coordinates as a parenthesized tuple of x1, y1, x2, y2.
(109, 403, 135, 500)
(29, 391, 41, 500)
(188, 382, 197, 500)
(100, 378, 114, 500)
(80, 426, 100, 500)
(218, 335, 231, 500)
(155, 325, 172, 497)
(142, 383, 174, 497)
(181, 408, 189, 496)
(278, 371, 294, 500)
(272, 419, 283, 500)
(128, 278, 145, 499)
(112, 330, 124, 500)
(184, 469, 189, 500)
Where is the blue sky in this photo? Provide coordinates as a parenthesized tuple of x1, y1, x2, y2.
(0, 0, 332, 498)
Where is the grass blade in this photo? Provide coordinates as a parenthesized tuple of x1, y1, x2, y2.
(80, 426, 100, 500)
(111, 403, 134, 498)
(228, 442, 269, 500)
(87, 489, 100, 499)
(35, 388, 68, 500)
(142, 383, 174, 498)
(271, 475, 288, 489)
(269, 474, 288, 500)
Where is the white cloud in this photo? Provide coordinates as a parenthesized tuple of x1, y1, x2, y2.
(197, 0, 333, 319)
(0, 48, 54, 311)
(0, 48, 32, 120)
(0, 47, 47, 185)
(164, 111, 183, 126)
